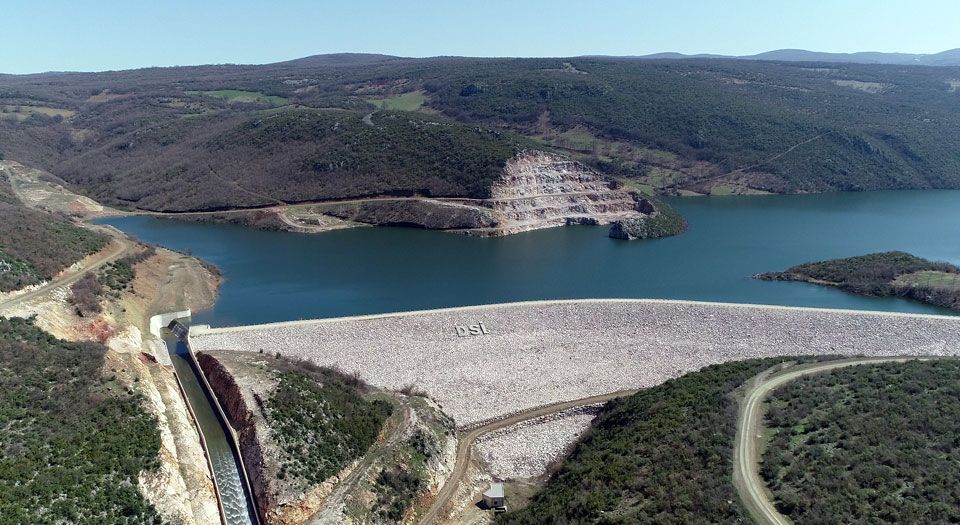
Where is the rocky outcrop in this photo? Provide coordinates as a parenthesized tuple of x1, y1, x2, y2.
(196, 352, 272, 525)
(294, 151, 664, 237)
(608, 202, 687, 240)
(467, 151, 654, 236)
(169, 151, 686, 239)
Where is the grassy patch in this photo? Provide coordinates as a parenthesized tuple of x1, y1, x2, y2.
(616, 177, 656, 196)
(0, 317, 163, 524)
(369, 90, 428, 111)
(832, 79, 892, 94)
(188, 89, 287, 106)
(893, 270, 960, 290)
(0, 105, 75, 121)
(644, 166, 688, 187)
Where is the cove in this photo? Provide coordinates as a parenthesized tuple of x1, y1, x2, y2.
(98, 190, 960, 327)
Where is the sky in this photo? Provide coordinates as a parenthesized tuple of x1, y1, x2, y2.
(2, 0, 959, 74)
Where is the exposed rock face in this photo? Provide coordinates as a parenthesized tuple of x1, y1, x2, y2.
(296, 151, 661, 237)
(471, 150, 653, 236)
(196, 353, 273, 525)
(608, 204, 687, 240)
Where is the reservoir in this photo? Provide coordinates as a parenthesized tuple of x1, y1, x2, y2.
(100, 190, 960, 326)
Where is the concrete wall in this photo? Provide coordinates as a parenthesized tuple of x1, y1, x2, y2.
(147, 310, 190, 367)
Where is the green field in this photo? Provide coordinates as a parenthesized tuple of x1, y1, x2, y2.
(369, 90, 427, 111)
(894, 270, 960, 289)
(189, 89, 288, 106)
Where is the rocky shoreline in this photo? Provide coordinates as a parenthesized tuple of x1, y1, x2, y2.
(171, 151, 684, 240)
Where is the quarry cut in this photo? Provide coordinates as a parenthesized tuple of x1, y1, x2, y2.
(307, 151, 658, 236)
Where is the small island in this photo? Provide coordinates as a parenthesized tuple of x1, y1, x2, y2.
(757, 251, 960, 310)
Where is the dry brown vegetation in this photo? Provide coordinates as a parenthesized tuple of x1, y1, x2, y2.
(2, 55, 960, 212)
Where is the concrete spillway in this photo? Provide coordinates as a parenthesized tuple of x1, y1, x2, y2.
(163, 332, 258, 525)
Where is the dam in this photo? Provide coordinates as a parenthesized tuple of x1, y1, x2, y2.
(191, 299, 960, 428)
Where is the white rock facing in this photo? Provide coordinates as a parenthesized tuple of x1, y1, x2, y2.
(190, 299, 960, 427)
(478, 151, 650, 235)
(476, 406, 600, 479)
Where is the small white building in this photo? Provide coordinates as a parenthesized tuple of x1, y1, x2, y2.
(482, 482, 507, 512)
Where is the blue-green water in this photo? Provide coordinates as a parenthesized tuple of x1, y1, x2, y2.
(163, 335, 256, 525)
(99, 191, 960, 327)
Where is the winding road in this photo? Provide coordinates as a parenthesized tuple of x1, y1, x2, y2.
(419, 389, 637, 525)
(0, 234, 132, 313)
(732, 357, 933, 525)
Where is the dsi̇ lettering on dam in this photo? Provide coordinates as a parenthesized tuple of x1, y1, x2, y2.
(455, 322, 489, 337)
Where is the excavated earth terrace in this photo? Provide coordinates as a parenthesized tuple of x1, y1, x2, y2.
(190, 299, 960, 428)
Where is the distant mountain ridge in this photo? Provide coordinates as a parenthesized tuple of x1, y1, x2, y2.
(627, 48, 960, 66)
(274, 49, 960, 68)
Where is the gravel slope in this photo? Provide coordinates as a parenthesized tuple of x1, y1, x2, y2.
(191, 300, 960, 427)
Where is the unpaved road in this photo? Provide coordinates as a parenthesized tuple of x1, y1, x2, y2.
(732, 357, 934, 525)
(0, 234, 133, 313)
(419, 389, 637, 525)
(311, 399, 413, 524)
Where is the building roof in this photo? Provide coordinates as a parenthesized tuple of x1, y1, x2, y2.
(484, 482, 504, 498)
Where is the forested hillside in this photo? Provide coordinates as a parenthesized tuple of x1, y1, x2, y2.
(500, 359, 782, 524)
(2, 55, 960, 210)
(0, 171, 107, 291)
(0, 317, 163, 524)
(758, 251, 960, 309)
(763, 359, 960, 523)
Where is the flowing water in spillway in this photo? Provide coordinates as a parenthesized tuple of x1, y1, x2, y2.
(163, 333, 256, 525)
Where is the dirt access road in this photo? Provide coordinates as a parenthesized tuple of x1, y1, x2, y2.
(311, 398, 414, 524)
(419, 389, 637, 525)
(0, 233, 133, 313)
(732, 357, 937, 525)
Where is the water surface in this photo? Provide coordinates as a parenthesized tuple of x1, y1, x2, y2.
(100, 191, 960, 327)
(164, 335, 256, 525)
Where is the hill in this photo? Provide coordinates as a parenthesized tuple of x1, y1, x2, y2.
(0, 316, 163, 524)
(635, 48, 960, 66)
(763, 359, 960, 523)
(0, 167, 108, 291)
(2, 55, 960, 213)
(196, 351, 456, 524)
(757, 251, 960, 309)
(499, 358, 783, 524)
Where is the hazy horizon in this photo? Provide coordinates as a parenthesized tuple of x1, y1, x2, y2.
(3, 0, 960, 74)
